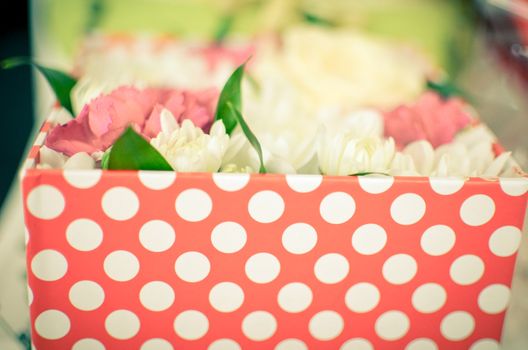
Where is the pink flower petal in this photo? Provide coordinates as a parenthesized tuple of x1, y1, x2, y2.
(384, 92, 473, 149)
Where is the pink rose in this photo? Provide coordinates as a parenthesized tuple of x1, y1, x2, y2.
(383, 92, 473, 149)
(46, 86, 219, 156)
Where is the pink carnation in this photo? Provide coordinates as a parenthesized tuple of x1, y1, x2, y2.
(197, 44, 254, 71)
(46, 86, 218, 156)
(383, 92, 473, 149)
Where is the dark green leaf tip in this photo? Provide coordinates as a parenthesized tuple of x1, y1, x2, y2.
(426, 80, 466, 100)
(1, 56, 77, 115)
(302, 12, 335, 27)
(215, 61, 248, 135)
(214, 14, 235, 44)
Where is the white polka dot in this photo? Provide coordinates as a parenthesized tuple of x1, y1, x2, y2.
(478, 284, 510, 314)
(27, 286, 33, 306)
(242, 311, 277, 341)
(440, 311, 475, 341)
(24, 227, 29, 245)
(352, 224, 387, 255)
(450, 255, 485, 285)
(140, 281, 175, 311)
(104, 251, 140, 282)
(105, 310, 140, 340)
(102, 187, 139, 221)
(175, 189, 212, 222)
(405, 338, 438, 350)
(175, 252, 210, 283)
(245, 253, 280, 284)
(174, 310, 209, 340)
(208, 339, 241, 350)
(308, 310, 344, 341)
(489, 226, 522, 257)
(213, 173, 250, 192)
(278, 283, 313, 313)
(499, 178, 528, 196)
(390, 193, 426, 225)
(358, 176, 394, 194)
(211, 222, 247, 253)
(72, 338, 105, 350)
(141, 338, 173, 350)
(460, 195, 495, 226)
(340, 338, 373, 350)
(420, 225, 456, 256)
(66, 219, 103, 251)
(63, 170, 102, 189)
(469, 339, 500, 350)
(35, 310, 70, 340)
(138, 171, 176, 190)
(345, 283, 380, 313)
(320, 192, 355, 224)
(374, 310, 410, 341)
(69, 280, 105, 311)
(314, 253, 349, 284)
(411, 283, 446, 313)
(27, 185, 65, 220)
(275, 338, 308, 350)
(429, 177, 465, 195)
(209, 282, 244, 312)
(382, 254, 417, 285)
(248, 191, 285, 223)
(139, 220, 175, 252)
(286, 174, 323, 193)
(31, 249, 68, 281)
(282, 223, 318, 254)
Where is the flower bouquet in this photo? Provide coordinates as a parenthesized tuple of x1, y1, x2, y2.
(15, 26, 528, 350)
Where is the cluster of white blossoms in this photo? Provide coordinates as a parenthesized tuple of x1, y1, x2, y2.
(391, 126, 512, 177)
(39, 27, 521, 177)
(150, 110, 230, 173)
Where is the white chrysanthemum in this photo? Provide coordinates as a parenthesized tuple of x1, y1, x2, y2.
(150, 110, 229, 172)
(393, 125, 512, 177)
(221, 127, 298, 174)
(318, 128, 395, 176)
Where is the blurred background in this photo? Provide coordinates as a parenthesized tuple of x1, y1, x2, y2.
(0, 1, 527, 349)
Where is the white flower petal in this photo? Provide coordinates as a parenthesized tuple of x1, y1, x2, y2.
(160, 109, 178, 135)
(403, 140, 435, 175)
(483, 152, 511, 177)
(39, 146, 67, 169)
(63, 152, 96, 170)
(265, 155, 296, 174)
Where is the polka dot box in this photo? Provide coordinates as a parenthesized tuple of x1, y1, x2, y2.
(21, 121, 528, 350)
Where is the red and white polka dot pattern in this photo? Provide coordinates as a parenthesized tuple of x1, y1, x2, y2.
(21, 124, 528, 349)
(22, 167, 527, 350)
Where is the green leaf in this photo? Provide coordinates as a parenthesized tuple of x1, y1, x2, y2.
(227, 102, 266, 174)
(214, 14, 235, 44)
(106, 127, 173, 171)
(215, 62, 246, 135)
(101, 148, 111, 170)
(1, 57, 77, 115)
(426, 80, 468, 100)
(302, 12, 335, 27)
